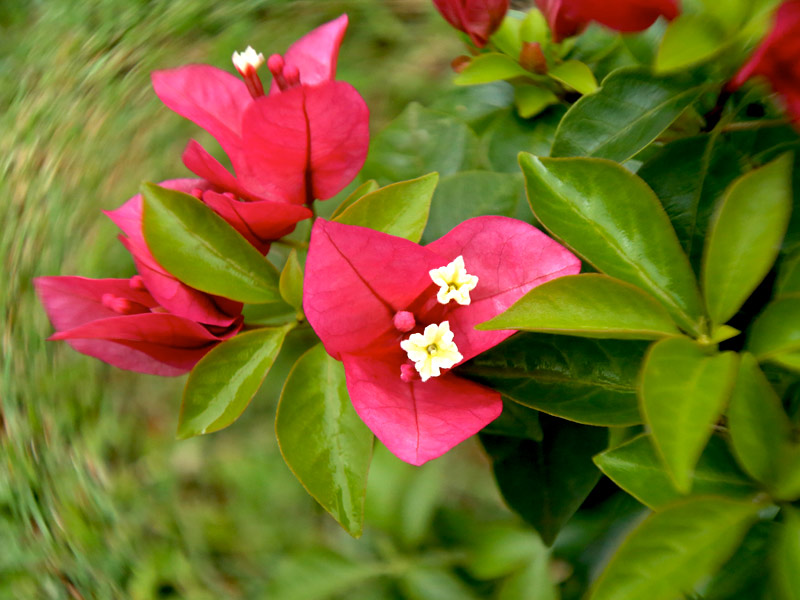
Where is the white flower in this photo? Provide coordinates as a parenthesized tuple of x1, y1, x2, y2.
(400, 321, 463, 382)
(232, 46, 265, 73)
(429, 255, 479, 305)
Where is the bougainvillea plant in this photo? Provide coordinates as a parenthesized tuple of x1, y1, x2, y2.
(37, 1, 800, 597)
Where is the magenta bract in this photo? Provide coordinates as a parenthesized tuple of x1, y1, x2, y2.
(303, 217, 581, 465)
(35, 276, 242, 376)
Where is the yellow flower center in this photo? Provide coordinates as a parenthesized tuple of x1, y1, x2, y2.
(429, 255, 479, 305)
(400, 321, 463, 382)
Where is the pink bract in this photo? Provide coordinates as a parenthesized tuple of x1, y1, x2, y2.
(35, 276, 242, 376)
(433, 0, 510, 47)
(303, 217, 581, 465)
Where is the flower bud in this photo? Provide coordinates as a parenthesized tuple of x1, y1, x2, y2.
(520, 42, 548, 75)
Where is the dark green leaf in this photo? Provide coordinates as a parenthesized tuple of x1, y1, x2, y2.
(772, 508, 800, 600)
(481, 398, 544, 441)
(703, 154, 793, 326)
(141, 182, 280, 303)
(275, 344, 373, 537)
(279, 249, 304, 310)
(362, 103, 479, 185)
(519, 155, 704, 334)
(178, 325, 291, 439)
(637, 135, 744, 273)
(422, 171, 527, 243)
(640, 337, 739, 493)
(460, 332, 646, 426)
(704, 522, 775, 600)
(334, 173, 437, 243)
(551, 67, 706, 162)
(480, 274, 681, 340)
(428, 83, 515, 128)
(481, 417, 607, 545)
(595, 434, 757, 509)
(482, 106, 564, 173)
(589, 496, 763, 600)
(776, 250, 800, 299)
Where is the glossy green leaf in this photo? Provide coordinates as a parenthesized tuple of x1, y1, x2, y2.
(422, 171, 526, 243)
(454, 53, 532, 86)
(334, 173, 438, 243)
(595, 434, 757, 509)
(276, 344, 373, 537)
(773, 508, 800, 600)
(589, 496, 763, 600)
(747, 296, 800, 360)
(640, 337, 739, 493)
(330, 179, 379, 219)
(728, 354, 800, 500)
(638, 135, 745, 273)
(460, 332, 646, 426)
(655, 15, 725, 73)
(178, 325, 291, 439)
(362, 103, 479, 185)
(481, 274, 681, 340)
(141, 182, 280, 303)
(279, 250, 304, 310)
(548, 60, 597, 95)
(514, 86, 559, 119)
(519, 154, 704, 334)
(481, 417, 607, 545)
(703, 154, 793, 326)
(551, 67, 705, 162)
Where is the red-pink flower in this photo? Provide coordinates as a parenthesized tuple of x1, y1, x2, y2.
(303, 217, 580, 465)
(35, 276, 242, 376)
(432, 0, 510, 47)
(730, 0, 800, 126)
(536, 0, 680, 42)
(152, 15, 369, 205)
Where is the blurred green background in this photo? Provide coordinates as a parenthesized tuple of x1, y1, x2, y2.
(0, 1, 548, 598)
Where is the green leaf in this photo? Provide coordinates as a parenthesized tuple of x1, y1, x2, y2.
(776, 250, 800, 298)
(514, 86, 559, 119)
(330, 179, 379, 219)
(482, 106, 564, 172)
(422, 171, 527, 244)
(498, 556, 558, 600)
(399, 567, 482, 600)
(595, 434, 757, 510)
(482, 398, 544, 441)
(464, 524, 549, 580)
(480, 274, 681, 340)
(703, 154, 793, 326)
(520, 8, 548, 44)
(362, 103, 479, 185)
(333, 173, 437, 243)
(551, 67, 706, 162)
(460, 332, 647, 426)
(178, 325, 291, 439)
(275, 344, 373, 537)
(728, 354, 800, 500)
(490, 13, 523, 57)
(589, 496, 763, 600)
(773, 508, 800, 600)
(640, 337, 739, 493)
(655, 15, 726, 73)
(548, 60, 598, 95)
(141, 182, 280, 303)
(279, 249, 304, 310)
(638, 135, 745, 273)
(703, 522, 775, 600)
(519, 154, 704, 334)
(454, 53, 532, 86)
(481, 417, 607, 545)
(747, 296, 800, 360)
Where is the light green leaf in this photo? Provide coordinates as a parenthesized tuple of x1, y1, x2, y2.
(594, 434, 757, 510)
(589, 496, 763, 600)
(518, 154, 704, 334)
(330, 179, 379, 219)
(480, 274, 681, 340)
(655, 15, 726, 73)
(141, 182, 280, 303)
(334, 173, 437, 243)
(276, 344, 373, 537)
(551, 67, 706, 162)
(703, 154, 793, 326)
(279, 249, 304, 310)
(549, 60, 598, 95)
(747, 295, 800, 360)
(773, 508, 800, 600)
(454, 53, 532, 86)
(490, 13, 523, 57)
(459, 332, 646, 426)
(514, 85, 559, 119)
(520, 8, 548, 44)
(178, 325, 291, 439)
(640, 337, 739, 493)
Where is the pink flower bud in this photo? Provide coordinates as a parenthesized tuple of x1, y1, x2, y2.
(393, 310, 416, 332)
(520, 42, 548, 75)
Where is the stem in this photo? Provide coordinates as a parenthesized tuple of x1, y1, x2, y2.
(703, 89, 731, 132)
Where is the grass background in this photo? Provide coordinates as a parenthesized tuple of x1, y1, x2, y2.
(1, 1, 531, 597)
